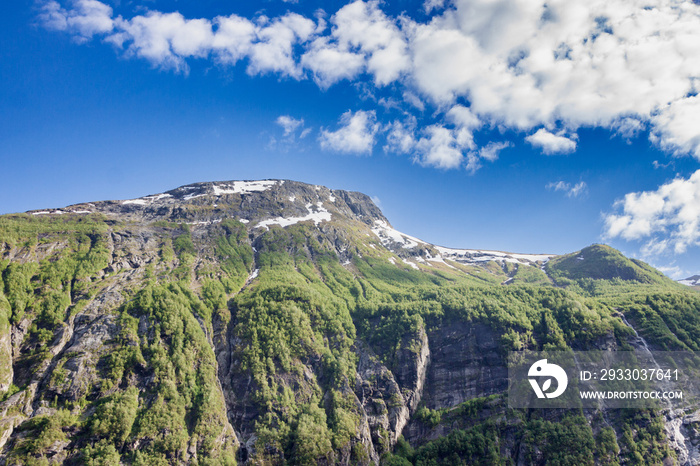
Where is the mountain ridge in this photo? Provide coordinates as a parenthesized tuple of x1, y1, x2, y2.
(1, 179, 698, 465)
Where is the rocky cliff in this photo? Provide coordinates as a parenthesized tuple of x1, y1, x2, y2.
(0, 180, 697, 465)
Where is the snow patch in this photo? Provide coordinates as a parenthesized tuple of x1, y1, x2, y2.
(183, 193, 206, 201)
(212, 180, 278, 196)
(256, 203, 332, 230)
(329, 194, 336, 202)
(215, 180, 278, 195)
(32, 211, 50, 215)
(371, 220, 426, 249)
(249, 269, 259, 281)
(239, 219, 250, 224)
(427, 254, 456, 269)
(388, 257, 396, 265)
(122, 193, 171, 206)
(402, 258, 419, 270)
(187, 219, 222, 226)
(289, 195, 296, 202)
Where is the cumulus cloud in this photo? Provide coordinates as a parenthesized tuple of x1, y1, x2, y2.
(330, 0, 409, 85)
(319, 110, 379, 154)
(604, 170, 700, 254)
(301, 36, 365, 87)
(415, 125, 468, 170)
(40, 0, 700, 160)
(384, 118, 417, 155)
(546, 181, 588, 198)
(651, 96, 700, 157)
(40, 0, 113, 41)
(526, 129, 577, 155)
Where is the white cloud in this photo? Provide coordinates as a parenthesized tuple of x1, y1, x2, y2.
(415, 125, 470, 170)
(604, 170, 700, 254)
(331, 1, 409, 85)
(385, 108, 488, 170)
(614, 117, 645, 141)
(653, 263, 685, 279)
(546, 180, 588, 198)
(402, 91, 425, 111)
(568, 182, 588, 198)
(109, 11, 215, 72)
(40, 0, 114, 41)
(526, 129, 577, 155)
(40, 0, 700, 161)
(300, 37, 365, 87)
(384, 118, 417, 154)
(210, 15, 256, 65)
(479, 141, 511, 162)
(424, 0, 446, 13)
(246, 14, 317, 78)
(651, 96, 700, 157)
(319, 110, 379, 154)
(276, 115, 306, 137)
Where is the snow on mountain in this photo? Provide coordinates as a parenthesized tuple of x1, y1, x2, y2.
(371, 220, 427, 249)
(679, 275, 700, 287)
(256, 202, 332, 230)
(434, 246, 553, 266)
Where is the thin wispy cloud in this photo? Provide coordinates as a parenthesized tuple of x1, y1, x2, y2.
(276, 116, 307, 138)
(546, 181, 588, 198)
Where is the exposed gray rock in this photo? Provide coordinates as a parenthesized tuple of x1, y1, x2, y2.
(421, 321, 507, 409)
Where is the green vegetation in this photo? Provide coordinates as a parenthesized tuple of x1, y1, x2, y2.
(8, 409, 78, 462)
(1, 208, 698, 465)
(547, 244, 673, 291)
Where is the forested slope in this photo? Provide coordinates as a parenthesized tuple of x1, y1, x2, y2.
(0, 180, 698, 465)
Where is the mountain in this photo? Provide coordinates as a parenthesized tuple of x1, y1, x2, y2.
(679, 275, 700, 290)
(0, 179, 699, 465)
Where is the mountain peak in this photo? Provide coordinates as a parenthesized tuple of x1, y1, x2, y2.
(679, 275, 700, 288)
(28, 179, 389, 228)
(546, 243, 671, 285)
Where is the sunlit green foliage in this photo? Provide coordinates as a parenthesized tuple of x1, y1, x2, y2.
(2, 210, 699, 465)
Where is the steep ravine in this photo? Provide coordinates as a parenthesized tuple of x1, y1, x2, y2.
(619, 313, 700, 466)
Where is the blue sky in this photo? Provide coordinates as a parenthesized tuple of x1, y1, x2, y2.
(2, 0, 700, 278)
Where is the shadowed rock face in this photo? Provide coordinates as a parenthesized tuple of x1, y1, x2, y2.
(421, 322, 507, 410)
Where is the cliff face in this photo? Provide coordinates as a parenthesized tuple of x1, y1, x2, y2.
(0, 180, 697, 465)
